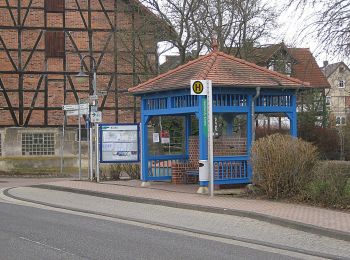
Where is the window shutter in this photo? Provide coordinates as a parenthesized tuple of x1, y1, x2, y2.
(45, 0, 65, 13)
(45, 31, 65, 58)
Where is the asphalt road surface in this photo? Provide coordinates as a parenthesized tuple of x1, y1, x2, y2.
(0, 201, 300, 260)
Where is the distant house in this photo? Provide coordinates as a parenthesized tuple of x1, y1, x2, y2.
(322, 62, 350, 125)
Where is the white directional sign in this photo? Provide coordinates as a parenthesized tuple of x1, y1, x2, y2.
(66, 108, 89, 116)
(62, 103, 89, 111)
(89, 95, 99, 101)
(91, 111, 102, 123)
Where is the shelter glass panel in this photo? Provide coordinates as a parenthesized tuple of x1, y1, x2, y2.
(148, 116, 185, 156)
(213, 114, 247, 156)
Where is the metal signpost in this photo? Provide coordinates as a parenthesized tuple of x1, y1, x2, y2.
(207, 80, 214, 197)
(96, 123, 100, 182)
(62, 102, 89, 180)
(190, 80, 214, 197)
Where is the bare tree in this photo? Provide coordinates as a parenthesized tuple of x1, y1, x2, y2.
(288, 0, 350, 57)
(142, 0, 277, 65)
(141, 0, 205, 64)
(198, 0, 277, 55)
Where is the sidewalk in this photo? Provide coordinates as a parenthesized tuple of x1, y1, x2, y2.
(35, 179, 350, 241)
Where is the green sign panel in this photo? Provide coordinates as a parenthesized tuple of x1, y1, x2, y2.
(202, 97, 208, 138)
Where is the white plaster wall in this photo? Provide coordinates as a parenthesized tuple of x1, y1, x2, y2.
(327, 65, 350, 119)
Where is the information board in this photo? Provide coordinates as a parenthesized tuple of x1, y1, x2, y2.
(99, 124, 139, 163)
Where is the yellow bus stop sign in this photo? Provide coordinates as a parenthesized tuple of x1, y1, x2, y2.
(190, 80, 207, 95)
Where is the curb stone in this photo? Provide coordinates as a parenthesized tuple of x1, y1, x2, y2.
(27, 184, 350, 242)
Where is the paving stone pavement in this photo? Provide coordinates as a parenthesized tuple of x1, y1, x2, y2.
(42, 180, 350, 236)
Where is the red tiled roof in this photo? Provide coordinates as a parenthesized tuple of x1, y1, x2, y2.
(288, 48, 330, 88)
(322, 61, 350, 78)
(129, 51, 309, 94)
(196, 43, 330, 89)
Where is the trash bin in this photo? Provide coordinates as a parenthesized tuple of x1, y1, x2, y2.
(199, 160, 209, 181)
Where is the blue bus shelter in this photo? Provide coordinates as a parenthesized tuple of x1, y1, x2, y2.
(129, 50, 308, 188)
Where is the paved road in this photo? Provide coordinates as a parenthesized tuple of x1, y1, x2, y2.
(0, 201, 300, 260)
(6, 186, 350, 259)
(0, 179, 349, 259)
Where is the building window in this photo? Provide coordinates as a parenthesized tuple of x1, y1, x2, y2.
(339, 80, 345, 88)
(336, 116, 346, 126)
(45, 31, 65, 58)
(22, 133, 55, 156)
(326, 96, 331, 106)
(76, 128, 88, 142)
(267, 60, 274, 71)
(285, 62, 292, 75)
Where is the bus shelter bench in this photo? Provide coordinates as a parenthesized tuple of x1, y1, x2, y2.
(184, 170, 199, 184)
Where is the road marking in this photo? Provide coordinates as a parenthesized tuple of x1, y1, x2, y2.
(19, 236, 76, 257)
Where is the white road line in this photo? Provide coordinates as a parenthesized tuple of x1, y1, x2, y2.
(19, 236, 76, 257)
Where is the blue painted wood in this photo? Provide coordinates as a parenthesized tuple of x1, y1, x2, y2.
(148, 155, 187, 160)
(185, 115, 191, 158)
(141, 114, 150, 181)
(214, 178, 251, 185)
(255, 107, 293, 113)
(213, 159, 249, 180)
(143, 107, 198, 116)
(146, 176, 172, 181)
(214, 107, 248, 113)
(214, 156, 249, 161)
(247, 95, 253, 154)
(290, 94, 298, 137)
(247, 95, 253, 182)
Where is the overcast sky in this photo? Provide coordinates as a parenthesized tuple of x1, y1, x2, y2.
(267, 0, 338, 66)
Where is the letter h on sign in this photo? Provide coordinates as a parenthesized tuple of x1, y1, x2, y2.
(190, 80, 208, 96)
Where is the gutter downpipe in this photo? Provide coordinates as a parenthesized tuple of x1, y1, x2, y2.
(251, 87, 261, 143)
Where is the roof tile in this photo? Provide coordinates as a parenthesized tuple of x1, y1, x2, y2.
(129, 51, 310, 94)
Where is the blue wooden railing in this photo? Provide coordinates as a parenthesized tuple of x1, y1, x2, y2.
(213, 156, 251, 184)
(256, 95, 291, 107)
(171, 95, 199, 108)
(213, 94, 248, 107)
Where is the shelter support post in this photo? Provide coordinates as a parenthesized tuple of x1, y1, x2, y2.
(286, 94, 298, 138)
(141, 114, 151, 186)
(291, 94, 298, 137)
(185, 115, 191, 158)
(247, 95, 253, 180)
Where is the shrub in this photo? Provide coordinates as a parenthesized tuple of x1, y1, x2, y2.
(109, 164, 124, 180)
(299, 126, 339, 160)
(251, 134, 318, 199)
(306, 161, 350, 208)
(109, 164, 141, 180)
(127, 164, 140, 179)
